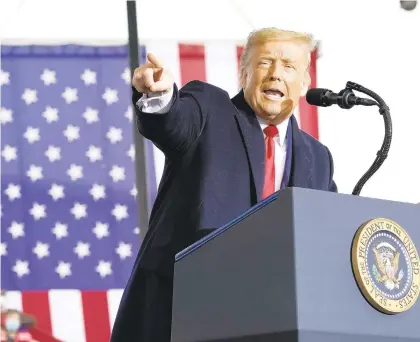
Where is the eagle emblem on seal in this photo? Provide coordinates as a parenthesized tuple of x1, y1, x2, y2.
(372, 241, 404, 290)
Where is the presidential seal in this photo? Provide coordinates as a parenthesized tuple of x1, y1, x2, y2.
(351, 218, 420, 314)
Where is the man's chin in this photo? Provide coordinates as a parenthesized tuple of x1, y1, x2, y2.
(261, 107, 293, 124)
(277, 101, 294, 116)
(257, 112, 282, 123)
(265, 113, 280, 120)
(263, 106, 286, 119)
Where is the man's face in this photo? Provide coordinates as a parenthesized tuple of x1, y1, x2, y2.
(242, 39, 310, 125)
(5, 312, 21, 332)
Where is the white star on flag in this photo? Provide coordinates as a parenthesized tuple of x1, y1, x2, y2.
(130, 186, 138, 198)
(112, 204, 128, 221)
(67, 164, 83, 181)
(63, 125, 80, 142)
(23, 127, 41, 144)
(125, 106, 133, 122)
(109, 165, 125, 182)
(74, 242, 91, 259)
(8, 221, 25, 239)
(1, 145, 17, 162)
(116, 242, 132, 260)
(13, 260, 30, 278)
(86, 145, 102, 162)
(81, 69, 97, 85)
(93, 222, 109, 239)
(61, 87, 78, 104)
(96, 260, 112, 278)
(45, 145, 61, 162)
(107, 127, 123, 144)
(0, 243, 7, 256)
(40, 69, 57, 85)
(42, 106, 59, 123)
(133, 227, 140, 235)
(0, 107, 13, 125)
(121, 68, 131, 85)
(127, 144, 135, 161)
(21, 89, 38, 105)
(70, 203, 87, 220)
(89, 184, 106, 201)
(102, 88, 118, 105)
(52, 222, 68, 240)
(4, 183, 21, 201)
(29, 202, 47, 221)
(83, 107, 99, 123)
(49, 184, 65, 201)
(33, 242, 50, 259)
(0, 69, 10, 86)
(55, 261, 72, 279)
(27, 165, 43, 182)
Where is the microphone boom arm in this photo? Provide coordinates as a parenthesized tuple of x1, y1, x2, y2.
(345, 81, 392, 196)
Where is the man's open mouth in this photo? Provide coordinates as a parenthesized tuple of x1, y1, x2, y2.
(263, 89, 284, 98)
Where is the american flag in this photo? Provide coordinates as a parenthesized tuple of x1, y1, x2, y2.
(1, 42, 318, 342)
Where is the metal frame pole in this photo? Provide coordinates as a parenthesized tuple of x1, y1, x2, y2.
(126, 0, 150, 240)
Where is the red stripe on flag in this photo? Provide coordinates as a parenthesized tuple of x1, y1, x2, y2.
(21, 291, 52, 334)
(30, 327, 63, 342)
(298, 49, 319, 139)
(179, 44, 206, 86)
(81, 291, 111, 342)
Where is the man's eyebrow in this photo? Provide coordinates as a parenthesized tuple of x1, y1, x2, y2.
(258, 55, 297, 64)
(258, 55, 275, 59)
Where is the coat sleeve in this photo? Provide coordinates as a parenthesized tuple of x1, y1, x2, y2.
(133, 81, 211, 156)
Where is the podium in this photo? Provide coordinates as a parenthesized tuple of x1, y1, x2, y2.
(171, 188, 420, 342)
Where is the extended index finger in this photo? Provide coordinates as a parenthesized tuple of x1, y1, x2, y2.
(147, 53, 164, 68)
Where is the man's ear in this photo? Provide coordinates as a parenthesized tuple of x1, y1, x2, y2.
(300, 71, 311, 97)
(240, 72, 247, 89)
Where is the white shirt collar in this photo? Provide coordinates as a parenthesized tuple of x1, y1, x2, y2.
(257, 115, 290, 147)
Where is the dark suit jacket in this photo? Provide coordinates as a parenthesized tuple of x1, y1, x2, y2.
(111, 81, 337, 342)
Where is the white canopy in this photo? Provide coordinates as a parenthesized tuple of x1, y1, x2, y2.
(4, 0, 416, 44)
(1, 0, 254, 45)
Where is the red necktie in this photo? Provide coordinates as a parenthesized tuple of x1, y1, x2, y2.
(262, 125, 278, 199)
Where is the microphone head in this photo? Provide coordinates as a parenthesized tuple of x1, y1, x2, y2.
(306, 88, 332, 107)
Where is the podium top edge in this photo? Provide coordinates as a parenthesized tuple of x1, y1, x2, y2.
(174, 188, 418, 262)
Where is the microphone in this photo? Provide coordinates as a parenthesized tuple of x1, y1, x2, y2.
(305, 81, 392, 197)
(306, 88, 377, 109)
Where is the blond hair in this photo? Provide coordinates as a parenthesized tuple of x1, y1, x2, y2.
(239, 27, 316, 85)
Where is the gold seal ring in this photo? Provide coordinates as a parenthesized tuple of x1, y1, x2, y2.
(351, 218, 420, 314)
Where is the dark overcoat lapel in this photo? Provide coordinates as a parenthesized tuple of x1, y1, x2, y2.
(289, 115, 314, 188)
(231, 91, 315, 200)
(231, 92, 265, 203)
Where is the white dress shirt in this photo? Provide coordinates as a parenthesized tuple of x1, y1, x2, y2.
(136, 86, 289, 191)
